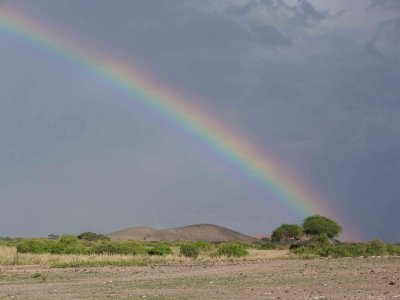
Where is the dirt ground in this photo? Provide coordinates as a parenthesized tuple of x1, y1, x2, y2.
(1, 257, 400, 299)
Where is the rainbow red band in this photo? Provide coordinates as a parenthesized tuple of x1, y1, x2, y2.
(0, 4, 358, 240)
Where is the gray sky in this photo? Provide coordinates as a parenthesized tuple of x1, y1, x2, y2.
(1, 0, 399, 241)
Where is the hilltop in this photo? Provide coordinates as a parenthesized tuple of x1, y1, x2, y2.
(108, 224, 258, 243)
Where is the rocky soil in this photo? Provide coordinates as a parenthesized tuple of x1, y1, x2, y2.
(1, 257, 400, 299)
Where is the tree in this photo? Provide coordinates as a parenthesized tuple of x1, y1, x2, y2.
(271, 224, 304, 242)
(302, 215, 342, 238)
(77, 232, 110, 242)
(47, 234, 59, 240)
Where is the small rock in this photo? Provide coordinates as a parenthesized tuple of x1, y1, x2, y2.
(390, 280, 396, 285)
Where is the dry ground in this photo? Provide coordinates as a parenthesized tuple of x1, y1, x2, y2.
(1, 256, 400, 299)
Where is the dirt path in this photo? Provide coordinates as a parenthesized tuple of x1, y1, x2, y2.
(1, 257, 400, 299)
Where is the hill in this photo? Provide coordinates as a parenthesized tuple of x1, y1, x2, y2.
(108, 224, 258, 243)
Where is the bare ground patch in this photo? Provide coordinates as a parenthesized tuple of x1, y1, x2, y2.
(1, 257, 400, 299)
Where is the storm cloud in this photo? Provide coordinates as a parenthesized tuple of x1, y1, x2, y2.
(0, 0, 399, 241)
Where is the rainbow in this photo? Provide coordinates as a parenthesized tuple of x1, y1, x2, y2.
(0, 5, 357, 239)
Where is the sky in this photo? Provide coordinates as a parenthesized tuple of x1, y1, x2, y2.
(0, 0, 399, 241)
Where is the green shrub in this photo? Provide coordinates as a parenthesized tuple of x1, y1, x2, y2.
(291, 240, 394, 258)
(16, 239, 52, 254)
(386, 244, 400, 255)
(217, 242, 248, 257)
(17, 237, 86, 254)
(180, 244, 200, 258)
(116, 241, 146, 255)
(0, 237, 18, 248)
(193, 241, 212, 251)
(51, 235, 86, 254)
(92, 242, 119, 254)
(147, 244, 172, 256)
(317, 244, 359, 257)
(364, 240, 386, 256)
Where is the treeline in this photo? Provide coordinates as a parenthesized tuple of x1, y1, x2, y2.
(2, 215, 400, 259)
(291, 239, 400, 257)
(13, 234, 249, 258)
(268, 215, 400, 257)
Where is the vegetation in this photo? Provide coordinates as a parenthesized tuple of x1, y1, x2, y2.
(0, 236, 16, 246)
(292, 240, 400, 257)
(51, 235, 86, 254)
(271, 224, 303, 242)
(180, 243, 200, 258)
(147, 244, 172, 256)
(77, 232, 110, 242)
(3, 215, 400, 266)
(217, 242, 248, 257)
(303, 215, 342, 238)
(17, 239, 55, 254)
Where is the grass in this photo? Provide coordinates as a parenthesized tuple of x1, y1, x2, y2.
(3, 236, 400, 269)
(6, 235, 398, 269)
(0, 246, 289, 267)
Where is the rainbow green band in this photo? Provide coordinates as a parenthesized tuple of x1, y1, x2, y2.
(0, 5, 357, 239)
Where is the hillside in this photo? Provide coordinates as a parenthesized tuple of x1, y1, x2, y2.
(108, 224, 258, 243)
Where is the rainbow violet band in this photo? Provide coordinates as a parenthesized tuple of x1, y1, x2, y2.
(0, 5, 357, 239)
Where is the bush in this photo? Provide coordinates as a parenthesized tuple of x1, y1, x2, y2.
(386, 244, 400, 255)
(291, 240, 394, 258)
(92, 242, 119, 254)
(50, 235, 86, 254)
(364, 240, 386, 256)
(147, 244, 172, 256)
(16, 239, 53, 254)
(77, 232, 110, 242)
(17, 237, 87, 254)
(116, 241, 146, 255)
(317, 244, 362, 257)
(180, 244, 200, 258)
(193, 241, 212, 251)
(217, 242, 248, 257)
(0, 237, 18, 248)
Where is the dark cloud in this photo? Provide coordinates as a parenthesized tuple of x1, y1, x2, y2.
(250, 23, 292, 48)
(368, 0, 400, 11)
(295, 0, 329, 24)
(226, 0, 258, 16)
(1, 0, 400, 241)
(368, 17, 400, 59)
(211, 0, 332, 29)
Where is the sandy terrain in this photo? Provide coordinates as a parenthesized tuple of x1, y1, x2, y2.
(1, 256, 400, 299)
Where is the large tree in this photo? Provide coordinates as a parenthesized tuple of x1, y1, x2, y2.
(302, 215, 342, 238)
(271, 224, 304, 242)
